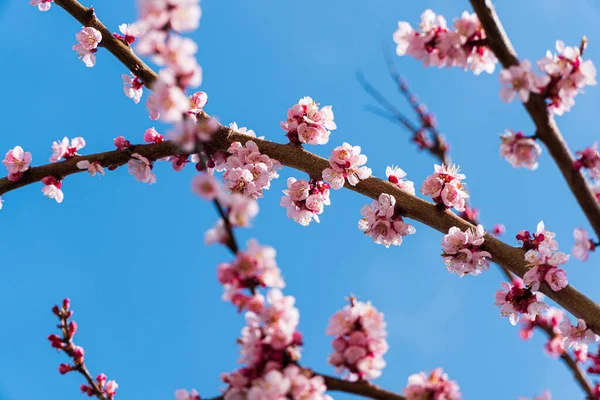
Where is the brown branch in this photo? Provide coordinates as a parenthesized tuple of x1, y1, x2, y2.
(469, 0, 600, 240)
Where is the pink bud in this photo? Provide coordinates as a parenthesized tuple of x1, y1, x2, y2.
(68, 321, 78, 338)
(62, 298, 70, 310)
(97, 373, 107, 388)
(114, 136, 131, 150)
(58, 363, 73, 374)
(52, 305, 60, 316)
(72, 345, 85, 364)
(80, 384, 94, 397)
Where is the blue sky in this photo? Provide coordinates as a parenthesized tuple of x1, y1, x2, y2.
(1, 0, 599, 399)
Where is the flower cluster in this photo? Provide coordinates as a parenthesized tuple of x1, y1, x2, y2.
(441, 224, 492, 277)
(394, 10, 497, 75)
(48, 299, 118, 399)
(499, 130, 542, 170)
(3, 146, 32, 182)
(572, 227, 596, 261)
(137, 0, 201, 33)
(325, 297, 388, 381)
(499, 60, 549, 103)
(30, 0, 53, 11)
(322, 143, 371, 189)
(359, 193, 416, 247)
(421, 164, 469, 211)
(403, 368, 462, 400)
(281, 97, 336, 145)
(495, 279, 548, 325)
(41, 176, 64, 203)
(386, 166, 415, 194)
(204, 195, 259, 246)
(536, 40, 597, 116)
(72, 27, 102, 67)
(280, 178, 331, 226)
(518, 307, 566, 358)
(222, 140, 281, 199)
(50, 137, 86, 163)
(574, 142, 600, 180)
(558, 317, 599, 354)
(518, 221, 569, 292)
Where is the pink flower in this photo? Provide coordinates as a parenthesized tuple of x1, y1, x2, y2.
(386, 166, 415, 194)
(420, 164, 469, 211)
(493, 223, 505, 236)
(359, 193, 416, 247)
(441, 225, 492, 277)
(322, 143, 371, 189)
(559, 318, 599, 353)
(516, 220, 558, 253)
(151, 35, 202, 88)
(122, 72, 144, 104)
(500, 130, 542, 170)
(574, 143, 600, 179)
(495, 280, 548, 325)
(30, 0, 53, 11)
(72, 27, 102, 67)
(403, 368, 462, 400)
(3, 146, 32, 182)
(192, 173, 219, 200)
(113, 136, 131, 150)
(281, 97, 336, 145)
(114, 23, 141, 45)
(499, 60, 547, 103)
(143, 127, 164, 143)
(281, 178, 330, 226)
(175, 389, 201, 400)
(127, 153, 156, 184)
(229, 122, 261, 139)
(523, 247, 569, 292)
(226, 194, 259, 228)
(50, 137, 86, 162)
(188, 91, 208, 121)
(76, 160, 105, 177)
(41, 176, 64, 203)
(104, 380, 118, 398)
(572, 227, 595, 261)
(138, 0, 201, 33)
(151, 70, 191, 123)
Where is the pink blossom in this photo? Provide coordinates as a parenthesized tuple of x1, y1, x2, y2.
(143, 127, 164, 143)
(192, 173, 220, 200)
(30, 0, 53, 11)
(146, 93, 161, 120)
(127, 153, 156, 184)
(500, 130, 542, 170)
(138, 0, 201, 33)
(114, 23, 141, 45)
(151, 35, 202, 88)
(441, 225, 492, 277)
(322, 143, 371, 189)
(386, 166, 415, 194)
(104, 380, 118, 398)
(76, 160, 105, 177)
(175, 389, 200, 400)
(205, 219, 229, 246)
(281, 178, 330, 226)
(122, 72, 144, 104)
(359, 193, 416, 247)
(572, 227, 595, 261)
(523, 247, 569, 292)
(113, 136, 131, 150)
(326, 297, 387, 381)
(403, 368, 462, 400)
(493, 223, 506, 236)
(574, 143, 600, 179)
(188, 91, 208, 121)
(495, 280, 548, 325)
(420, 164, 469, 211)
(224, 194, 259, 228)
(3, 146, 32, 182)
(559, 318, 599, 353)
(151, 70, 191, 123)
(72, 27, 102, 67)
(50, 137, 86, 162)
(516, 220, 558, 253)
(499, 60, 547, 103)
(41, 176, 64, 203)
(281, 97, 336, 145)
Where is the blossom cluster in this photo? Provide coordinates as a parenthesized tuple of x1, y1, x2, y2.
(281, 97, 336, 145)
(403, 368, 462, 400)
(499, 129, 543, 170)
(421, 164, 469, 211)
(325, 297, 388, 381)
(48, 299, 118, 399)
(359, 193, 416, 247)
(50, 137, 86, 162)
(558, 317, 599, 354)
(222, 140, 281, 199)
(394, 10, 497, 75)
(519, 221, 569, 292)
(441, 224, 492, 277)
(518, 307, 567, 358)
(72, 27, 102, 67)
(281, 177, 331, 226)
(495, 278, 548, 325)
(322, 143, 371, 189)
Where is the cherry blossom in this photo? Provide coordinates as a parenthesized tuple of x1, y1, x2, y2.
(441, 225, 492, 277)
(113, 136, 131, 150)
(359, 193, 416, 247)
(229, 122, 262, 139)
(76, 160, 105, 177)
(420, 164, 469, 211)
(499, 130, 542, 170)
(122, 72, 144, 104)
(403, 368, 462, 400)
(322, 143, 372, 189)
(72, 27, 102, 67)
(188, 91, 208, 122)
(574, 142, 600, 179)
(523, 247, 569, 291)
(127, 153, 156, 184)
(516, 220, 558, 253)
(41, 176, 64, 203)
(499, 60, 548, 103)
(150, 35, 202, 88)
(137, 0, 202, 33)
(572, 227, 596, 261)
(151, 70, 191, 123)
(30, 0, 53, 11)
(191, 173, 220, 200)
(385, 166, 415, 194)
(394, 9, 497, 74)
(50, 137, 86, 162)
(558, 317, 599, 353)
(114, 23, 141, 45)
(326, 297, 388, 381)
(143, 127, 165, 143)
(281, 97, 336, 145)
(3, 146, 32, 182)
(224, 194, 259, 228)
(281, 178, 331, 226)
(495, 279, 548, 325)
(518, 390, 552, 400)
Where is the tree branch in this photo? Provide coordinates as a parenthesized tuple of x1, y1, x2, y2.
(468, 0, 600, 239)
